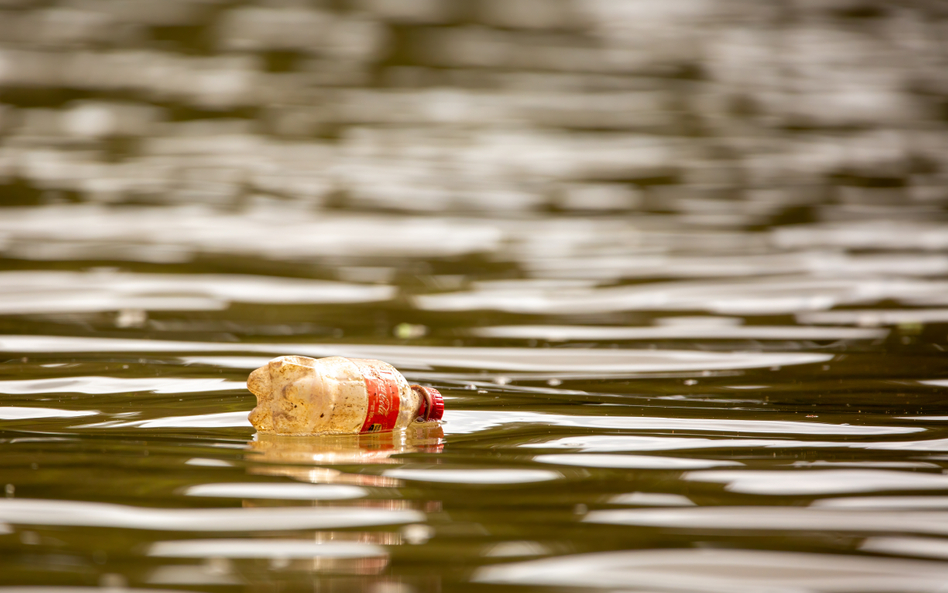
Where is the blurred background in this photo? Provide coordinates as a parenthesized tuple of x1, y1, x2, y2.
(1, 0, 946, 237)
(0, 0, 946, 338)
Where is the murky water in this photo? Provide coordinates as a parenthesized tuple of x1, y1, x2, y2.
(2, 1, 948, 592)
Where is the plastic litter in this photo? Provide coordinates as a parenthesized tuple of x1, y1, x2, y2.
(248, 355, 444, 436)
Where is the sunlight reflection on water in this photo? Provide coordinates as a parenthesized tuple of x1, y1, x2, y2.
(474, 548, 948, 592)
(0, 499, 424, 531)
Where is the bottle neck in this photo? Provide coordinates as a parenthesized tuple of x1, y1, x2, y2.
(411, 385, 433, 420)
(410, 384, 443, 421)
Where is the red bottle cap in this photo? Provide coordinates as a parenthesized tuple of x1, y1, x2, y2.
(412, 385, 445, 421)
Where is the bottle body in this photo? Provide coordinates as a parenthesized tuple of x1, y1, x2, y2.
(247, 355, 442, 436)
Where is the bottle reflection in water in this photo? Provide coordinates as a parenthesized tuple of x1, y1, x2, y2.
(237, 425, 444, 579)
(248, 422, 445, 480)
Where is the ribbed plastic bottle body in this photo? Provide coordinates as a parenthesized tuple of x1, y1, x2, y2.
(248, 355, 425, 436)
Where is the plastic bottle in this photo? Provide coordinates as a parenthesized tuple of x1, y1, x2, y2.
(247, 355, 444, 436)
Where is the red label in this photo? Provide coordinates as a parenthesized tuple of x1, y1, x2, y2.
(354, 361, 401, 434)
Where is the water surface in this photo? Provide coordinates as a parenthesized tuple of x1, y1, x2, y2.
(2, 0, 948, 592)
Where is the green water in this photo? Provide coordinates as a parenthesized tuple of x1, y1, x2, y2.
(3, 254, 948, 593)
(3, 0, 948, 591)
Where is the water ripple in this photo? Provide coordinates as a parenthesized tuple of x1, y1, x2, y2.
(0, 335, 834, 373)
(382, 468, 561, 484)
(76, 411, 252, 429)
(861, 536, 948, 560)
(474, 548, 948, 592)
(0, 270, 395, 315)
(0, 499, 423, 531)
(0, 376, 244, 395)
(0, 406, 97, 420)
(583, 507, 948, 537)
(417, 276, 948, 315)
(472, 324, 889, 341)
(535, 454, 740, 469)
(684, 469, 948, 495)
(148, 539, 386, 559)
(445, 410, 921, 436)
(183, 483, 367, 500)
(523, 434, 948, 453)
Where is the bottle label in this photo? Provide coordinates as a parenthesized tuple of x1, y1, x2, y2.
(354, 361, 402, 434)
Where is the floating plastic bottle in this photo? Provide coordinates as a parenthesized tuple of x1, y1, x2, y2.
(247, 355, 444, 436)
